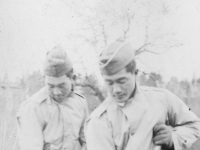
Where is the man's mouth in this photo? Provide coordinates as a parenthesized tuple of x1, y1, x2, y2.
(116, 94, 125, 99)
(53, 95, 63, 100)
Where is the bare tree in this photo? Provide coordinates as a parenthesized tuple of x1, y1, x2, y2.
(63, 0, 182, 55)
(60, 0, 183, 101)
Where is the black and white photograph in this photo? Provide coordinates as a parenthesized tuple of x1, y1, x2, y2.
(0, 0, 200, 150)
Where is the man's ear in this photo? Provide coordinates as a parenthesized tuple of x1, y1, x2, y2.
(135, 69, 138, 75)
(72, 75, 76, 81)
(70, 75, 76, 92)
(71, 83, 74, 91)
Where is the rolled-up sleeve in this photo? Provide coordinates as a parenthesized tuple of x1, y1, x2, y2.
(85, 116, 115, 150)
(17, 101, 44, 150)
(166, 90, 200, 150)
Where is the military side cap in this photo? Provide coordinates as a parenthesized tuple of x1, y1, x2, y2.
(99, 37, 135, 75)
(44, 46, 73, 77)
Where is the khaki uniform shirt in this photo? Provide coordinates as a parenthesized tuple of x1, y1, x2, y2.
(17, 87, 89, 150)
(85, 86, 200, 150)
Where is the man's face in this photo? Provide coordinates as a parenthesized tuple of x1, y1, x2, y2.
(103, 68, 136, 103)
(45, 75, 72, 103)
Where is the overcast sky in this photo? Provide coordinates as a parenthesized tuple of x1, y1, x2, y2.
(0, 0, 200, 82)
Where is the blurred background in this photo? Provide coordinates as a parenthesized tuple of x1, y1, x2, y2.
(0, 0, 200, 149)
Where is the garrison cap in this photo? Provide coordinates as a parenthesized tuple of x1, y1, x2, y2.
(99, 37, 135, 75)
(44, 46, 73, 77)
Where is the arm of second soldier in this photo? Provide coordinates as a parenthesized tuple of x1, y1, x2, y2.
(84, 114, 115, 150)
(154, 90, 200, 150)
(17, 101, 45, 150)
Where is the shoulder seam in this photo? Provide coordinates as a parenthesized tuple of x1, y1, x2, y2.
(140, 86, 166, 92)
(87, 98, 111, 121)
(28, 87, 48, 104)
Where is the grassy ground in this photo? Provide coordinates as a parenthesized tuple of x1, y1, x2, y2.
(0, 88, 25, 150)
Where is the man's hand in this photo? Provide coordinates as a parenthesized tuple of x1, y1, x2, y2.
(153, 124, 173, 149)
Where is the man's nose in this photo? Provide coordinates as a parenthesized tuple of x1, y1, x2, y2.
(113, 83, 122, 94)
(53, 87, 62, 95)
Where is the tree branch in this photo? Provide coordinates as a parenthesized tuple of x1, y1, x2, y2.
(99, 21, 107, 46)
(123, 13, 135, 39)
(143, 49, 169, 54)
(135, 42, 153, 55)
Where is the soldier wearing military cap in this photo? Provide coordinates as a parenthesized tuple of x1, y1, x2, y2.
(85, 38, 200, 150)
(17, 46, 89, 150)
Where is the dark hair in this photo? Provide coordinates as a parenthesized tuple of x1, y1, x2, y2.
(125, 60, 137, 74)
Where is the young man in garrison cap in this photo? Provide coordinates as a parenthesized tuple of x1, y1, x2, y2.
(85, 38, 200, 150)
(17, 46, 89, 150)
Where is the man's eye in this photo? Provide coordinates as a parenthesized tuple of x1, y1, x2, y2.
(49, 86, 54, 89)
(119, 81, 125, 84)
(118, 80, 127, 84)
(106, 82, 113, 86)
(59, 85, 66, 88)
